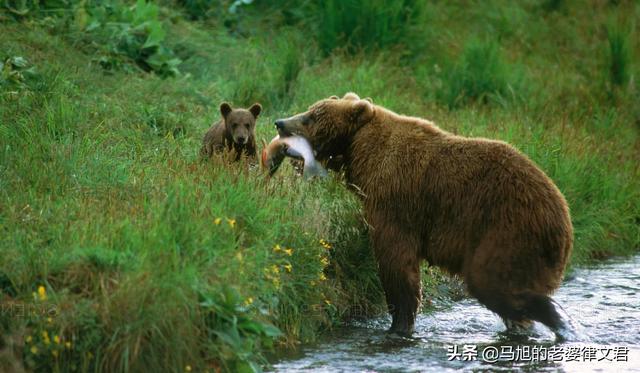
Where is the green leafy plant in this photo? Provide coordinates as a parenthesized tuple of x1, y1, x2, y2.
(0, 56, 37, 91)
(85, 0, 181, 77)
(200, 286, 281, 372)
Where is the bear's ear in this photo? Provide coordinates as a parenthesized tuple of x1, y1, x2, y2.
(220, 102, 233, 119)
(364, 97, 373, 103)
(249, 103, 262, 118)
(329, 95, 339, 100)
(343, 92, 361, 101)
(352, 99, 374, 124)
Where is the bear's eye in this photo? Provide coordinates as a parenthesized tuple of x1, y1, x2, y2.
(231, 123, 238, 129)
(244, 123, 250, 129)
(302, 114, 314, 126)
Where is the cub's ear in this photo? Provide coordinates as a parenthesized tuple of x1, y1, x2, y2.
(220, 102, 233, 119)
(249, 103, 262, 118)
(352, 99, 374, 124)
(364, 97, 373, 103)
(329, 95, 339, 100)
(343, 92, 361, 101)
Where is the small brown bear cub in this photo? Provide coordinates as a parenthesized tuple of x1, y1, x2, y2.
(200, 102, 262, 161)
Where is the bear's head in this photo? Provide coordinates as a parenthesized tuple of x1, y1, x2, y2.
(220, 102, 262, 146)
(274, 92, 374, 161)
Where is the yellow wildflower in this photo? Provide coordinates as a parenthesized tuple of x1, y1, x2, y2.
(30, 346, 38, 355)
(235, 252, 243, 262)
(227, 218, 236, 228)
(273, 244, 282, 252)
(324, 299, 331, 305)
(65, 341, 72, 349)
(47, 317, 53, 324)
(37, 286, 47, 301)
(319, 239, 332, 249)
(271, 265, 280, 274)
(54, 335, 61, 344)
(319, 273, 327, 281)
(283, 263, 292, 273)
(320, 257, 329, 267)
(244, 297, 254, 306)
(185, 365, 192, 372)
(283, 248, 293, 256)
(310, 281, 316, 286)
(214, 217, 222, 225)
(25, 335, 32, 343)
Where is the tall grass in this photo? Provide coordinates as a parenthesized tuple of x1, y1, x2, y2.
(0, 26, 380, 371)
(606, 22, 631, 87)
(1, 0, 639, 371)
(215, 29, 307, 111)
(315, 0, 425, 55)
(437, 39, 525, 108)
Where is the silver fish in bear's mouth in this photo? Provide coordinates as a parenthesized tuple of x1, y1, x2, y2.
(261, 135, 327, 179)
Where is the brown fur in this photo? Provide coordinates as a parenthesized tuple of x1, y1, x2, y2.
(200, 102, 261, 161)
(275, 93, 573, 337)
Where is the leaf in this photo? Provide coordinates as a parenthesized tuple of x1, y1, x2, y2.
(10, 56, 28, 68)
(260, 323, 282, 338)
(143, 22, 165, 49)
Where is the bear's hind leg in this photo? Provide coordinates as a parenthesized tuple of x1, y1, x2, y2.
(502, 317, 533, 335)
(469, 284, 573, 341)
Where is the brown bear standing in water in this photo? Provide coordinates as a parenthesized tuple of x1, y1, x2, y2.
(200, 102, 262, 161)
(274, 93, 574, 339)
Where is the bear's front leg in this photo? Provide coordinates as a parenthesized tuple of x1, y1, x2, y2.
(371, 224, 422, 336)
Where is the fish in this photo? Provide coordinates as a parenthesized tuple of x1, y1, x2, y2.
(261, 135, 328, 179)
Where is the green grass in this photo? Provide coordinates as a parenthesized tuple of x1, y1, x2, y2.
(435, 38, 525, 108)
(314, 0, 425, 55)
(1, 0, 639, 371)
(606, 21, 632, 87)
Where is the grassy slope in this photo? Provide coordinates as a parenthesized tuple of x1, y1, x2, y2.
(1, 0, 639, 371)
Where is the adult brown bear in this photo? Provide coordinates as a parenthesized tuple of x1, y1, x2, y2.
(275, 93, 575, 339)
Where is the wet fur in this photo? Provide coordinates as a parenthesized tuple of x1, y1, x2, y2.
(277, 93, 573, 337)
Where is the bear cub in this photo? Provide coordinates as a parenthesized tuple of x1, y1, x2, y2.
(200, 102, 262, 161)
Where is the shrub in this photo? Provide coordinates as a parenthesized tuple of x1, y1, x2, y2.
(84, 0, 181, 77)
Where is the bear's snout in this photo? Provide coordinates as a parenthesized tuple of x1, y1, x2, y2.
(274, 119, 292, 137)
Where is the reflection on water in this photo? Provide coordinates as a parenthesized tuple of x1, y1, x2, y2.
(271, 256, 640, 372)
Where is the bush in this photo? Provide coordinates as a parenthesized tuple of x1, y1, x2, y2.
(84, 0, 181, 77)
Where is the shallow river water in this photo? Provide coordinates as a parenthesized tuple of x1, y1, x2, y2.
(271, 256, 640, 372)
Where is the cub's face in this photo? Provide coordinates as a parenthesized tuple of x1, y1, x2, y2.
(274, 93, 374, 160)
(220, 102, 262, 146)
